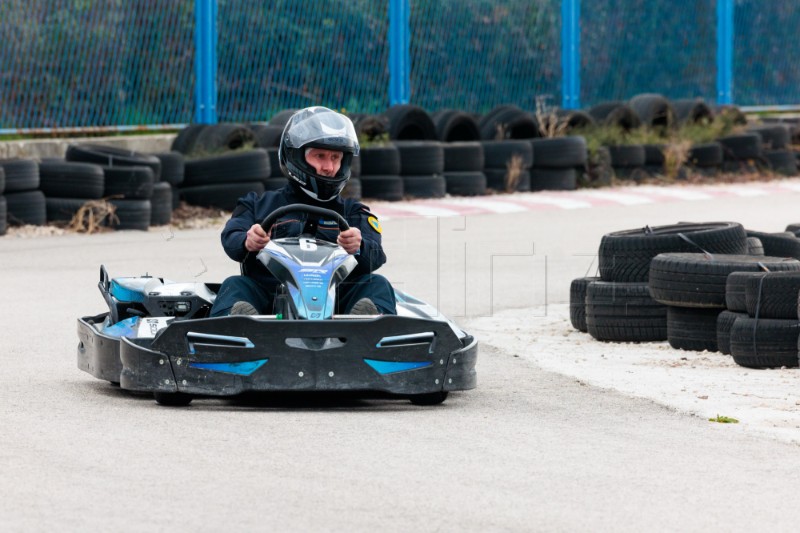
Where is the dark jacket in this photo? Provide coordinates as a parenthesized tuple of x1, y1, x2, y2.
(221, 184, 387, 288)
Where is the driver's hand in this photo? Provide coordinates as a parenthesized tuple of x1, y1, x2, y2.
(337, 227, 362, 254)
(245, 223, 270, 252)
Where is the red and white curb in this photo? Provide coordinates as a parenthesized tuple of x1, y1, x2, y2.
(370, 178, 800, 220)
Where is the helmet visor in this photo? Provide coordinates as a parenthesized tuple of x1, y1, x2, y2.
(284, 107, 360, 155)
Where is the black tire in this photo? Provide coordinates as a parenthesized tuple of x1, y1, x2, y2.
(687, 143, 723, 168)
(66, 144, 162, 181)
(45, 197, 91, 223)
(717, 133, 762, 161)
(432, 110, 480, 142)
(153, 152, 185, 186)
(607, 145, 646, 168)
(484, 168, 530, 192)
(394, 141, 444, 175)
(599, 222, 749, 283)
(746, 230, 800, 259)
(402, 175, 446, 199)
(0, 166, 4, 194)
(409, 391, 448, 406)
(150, 182, 172, 226)
(628, 93, 675, 130)
(341, 178, 361, 201)
(183, 149, 270, 186)
(0, 159, 39, 193)
(442, 142, 484, 172)
(266, 148, 283, 178)
(715, 105, 748, 125)
(530, 168, 577, 191)
(726, 271, 767, 312)
(530, 136, 587, 168)
(0, 196, 6, 235)
(170, 124, 208, 154)
(587, 102, 642, 131)
(443, 171, 486, 196)
(154, 392, 193, 406)
(744, 271, 800, 319)
(39, 160, 104, 199)
(764, 150, 798, 175)
(649, 253, 800, 308)
(5, 190, 45, 226)
(478, 105, 541, 140)
(748, 124, 791, 150)
(570, 276, 600, 332)
(359, 175, 404, 201)
(360, 145, 401, 175)
(171, 184, 181, 210)
(107, 199, 151, 231)
(785, 223, 800, 237)
(642, 144, 665, 166)
(585, 281, 667, 342)
(250, 124, 284, 148)
(730, 316, 800, 368)
(348, 113, 389, 142)
(554, 109, 595, 132)
(103, 166, 155, 199)
(746, 236, 764, 256)
(672, 98, 714, 125)
(180, 182, 265, 211)
(666, 306, 720, 352)
(268, 109, 298, 127)
(716, 310, 743, 355)
(191, 123, 255, 155)
(384, 104, 437, 140)
(481, 140, 533, 169)
(350, 153, 361, 178)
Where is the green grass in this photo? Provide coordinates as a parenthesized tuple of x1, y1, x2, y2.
(708, 414, 739, 424)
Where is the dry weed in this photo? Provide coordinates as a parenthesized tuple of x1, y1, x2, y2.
(68, 199, 119, 234)
(505, 154, 523, 192)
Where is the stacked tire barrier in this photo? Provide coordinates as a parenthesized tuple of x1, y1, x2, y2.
(0, 166, 6, 236)
(358, 144, 404, 201)
(4, 98, 800, 236)
(529, 137, 587, 191)
(481, 140, 533, 192)
(1, 159, 45, 227)
(65, 144, 164, 231)
(394, 141, 446, 198)
(442, 141, 486, 196)
(571, 220, 800, 373)
(572, 222, 750, 343)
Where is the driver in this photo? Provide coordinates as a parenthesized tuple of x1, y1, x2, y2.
(209, 106, 397, 317)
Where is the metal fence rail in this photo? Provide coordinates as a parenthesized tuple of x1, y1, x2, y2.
(0, 1, 798, 132)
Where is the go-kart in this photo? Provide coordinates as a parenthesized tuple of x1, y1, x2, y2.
(77, 204, 477, 406)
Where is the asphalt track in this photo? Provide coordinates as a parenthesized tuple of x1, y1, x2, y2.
(3, 180, 800, 532)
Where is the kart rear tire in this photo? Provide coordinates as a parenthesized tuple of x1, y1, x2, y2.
(409, 391, 448, 406)
(154, 392, 193, 406)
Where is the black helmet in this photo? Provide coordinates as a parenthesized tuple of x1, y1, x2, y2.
(278, 106, 360, 202)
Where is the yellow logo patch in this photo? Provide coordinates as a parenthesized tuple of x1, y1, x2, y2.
(368, 216, 382, 234)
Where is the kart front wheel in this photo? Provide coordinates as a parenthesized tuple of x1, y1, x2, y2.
(154, 392, 193, 407)
(409, 391, 448, 406)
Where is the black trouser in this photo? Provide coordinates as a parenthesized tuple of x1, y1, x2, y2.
(209, 273, 397, 316)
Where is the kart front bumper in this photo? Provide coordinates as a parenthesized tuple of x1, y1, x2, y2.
(115, 315, 477, 397)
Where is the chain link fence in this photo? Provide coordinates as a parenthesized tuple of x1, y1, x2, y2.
(0, 1, 799, 132)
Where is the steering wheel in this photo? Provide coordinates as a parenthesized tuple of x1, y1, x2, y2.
(259, 203, 350, 235)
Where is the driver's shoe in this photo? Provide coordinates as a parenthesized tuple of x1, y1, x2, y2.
(230, 301, 258, 316)
(350, 298, 379, 315)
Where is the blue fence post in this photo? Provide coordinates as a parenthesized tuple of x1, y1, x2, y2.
(561, 0, 580, 109)
(389, 0, 410, 106)
(717, 0, 734, 105)
(195, 0, 218, 123)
